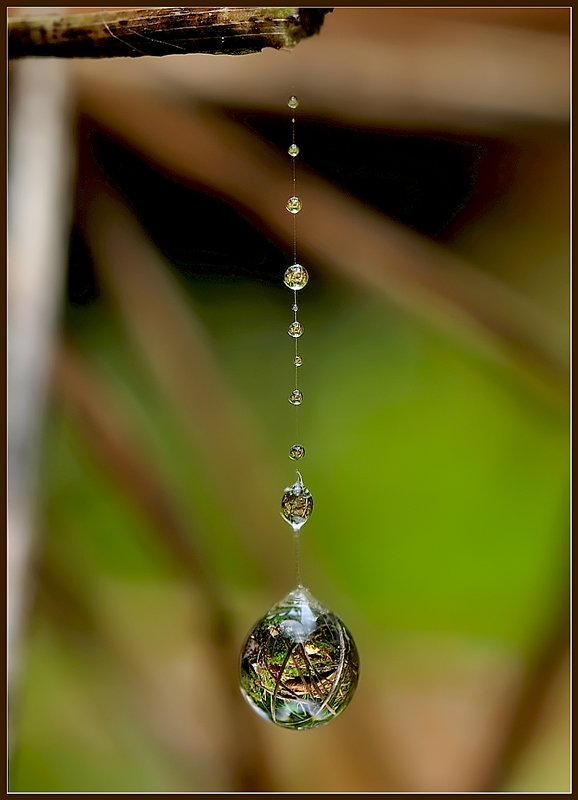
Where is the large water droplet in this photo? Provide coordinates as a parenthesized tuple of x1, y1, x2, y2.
(288, 95, 299, 109)
(288, 143, 300, 157)
(289, 389, 303, 405)
(240, 585, 359, 729)
(284, 264, 309, 291)
(281, 471, 312, 530)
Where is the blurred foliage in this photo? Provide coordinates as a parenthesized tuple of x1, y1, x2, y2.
(9, 6, 569, 794)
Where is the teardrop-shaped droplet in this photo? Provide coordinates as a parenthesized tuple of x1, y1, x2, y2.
(284, 263, 309, 291)
(288, 95, 299, 109)
(289, 389, 303, 405)
(288, 143, 300, 157)
(288, 321, 304, 338)
(240, 585, 359, 729)
(281, 471, 312, 529)
(286, 196, 302, 214)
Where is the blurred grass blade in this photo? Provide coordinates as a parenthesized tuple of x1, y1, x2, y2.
(77, 180, 288, 587)
(8, 59, 74, 687)
(75, 73, 568, 406)
(52, 341, 219, 597)
(71, 14, 570, 131)
(51, 340, 272, 790)
(483, 601, 569, 789)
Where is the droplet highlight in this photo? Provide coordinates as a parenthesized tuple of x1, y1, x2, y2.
(289, 389, 303, 405)
(289, 444, 305, 460)
(288, 321, 304, 338)
(284, 264, 309, 291)
(239, 585, 359, 729)
(286, 196, 302, 214)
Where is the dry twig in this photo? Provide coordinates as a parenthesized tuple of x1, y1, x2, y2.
(8, 7, 330, 59)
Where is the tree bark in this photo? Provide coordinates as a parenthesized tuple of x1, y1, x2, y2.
(8, 7, 331, 59)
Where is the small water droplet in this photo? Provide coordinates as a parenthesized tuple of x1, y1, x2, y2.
(286, 196, 302, 214)
(288, 144, 300, 157)
(292, 303, 299, 312)
(288, 95, 299, 109)
(240, 585, 359, 729)
(289, 444, 305, 460)
(294, 355, 303, 367)
(289, 389, 303, 405)
(284, 263, 309, 290)
(288, 321, 303, 338)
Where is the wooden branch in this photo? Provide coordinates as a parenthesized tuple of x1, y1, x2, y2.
(8, 6, 331, 59)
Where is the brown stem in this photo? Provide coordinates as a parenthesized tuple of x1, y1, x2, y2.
(8, 7, 331, 59)
(71, 152, 289, 586)
(75, 74, 568, 407)
(51, 342, 223, 617)
(51, 340, 274, 791)
(482, 600, 569, 790)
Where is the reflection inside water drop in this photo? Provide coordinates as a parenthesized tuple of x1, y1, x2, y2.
(281, 471, 312, 530)
(239, 586, 359, 729)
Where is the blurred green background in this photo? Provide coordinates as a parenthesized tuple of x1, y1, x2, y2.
(9, 7, 569, 793)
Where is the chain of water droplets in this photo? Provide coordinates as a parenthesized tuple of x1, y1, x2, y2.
(281, 96, 313, 584)
(239, 96, 359, 733)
